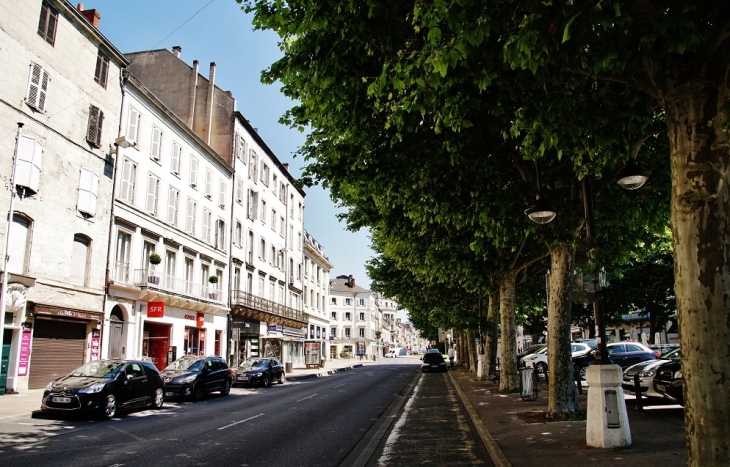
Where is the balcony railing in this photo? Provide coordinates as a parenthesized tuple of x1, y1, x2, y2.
(112, 264, 223, 302)
(231, 290, 308, 324)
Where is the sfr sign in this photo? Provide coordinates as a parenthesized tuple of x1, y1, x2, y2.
(148, 302, 164, 318)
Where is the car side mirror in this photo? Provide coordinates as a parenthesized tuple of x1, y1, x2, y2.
(126, 373, 134, 381)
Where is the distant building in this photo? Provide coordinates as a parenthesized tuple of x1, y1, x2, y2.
(303, 231, 333, 361)
(328, 275, 375, 359)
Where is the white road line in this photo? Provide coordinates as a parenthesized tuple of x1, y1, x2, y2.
(334, 384, 347, 388)
(296, 394, 318, 402)
(217, 413, 264, 430)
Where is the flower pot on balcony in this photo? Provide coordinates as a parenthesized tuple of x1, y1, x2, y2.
(208, 292, 219, 300)
(148, 275, 160, 285)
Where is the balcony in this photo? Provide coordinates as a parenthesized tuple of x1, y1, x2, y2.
(231, 290, 309, 328)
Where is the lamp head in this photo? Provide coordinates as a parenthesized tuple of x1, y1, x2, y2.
(525, 193, 557, 224)
(617, 159, 649, 190)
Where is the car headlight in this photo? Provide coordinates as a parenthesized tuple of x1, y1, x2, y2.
(174, 375, 198, 384)
(45, 381, 55, 391)
(639, 369, 656, 377)
(674, 370, 682, 379)
(251, 372, 262, 377)
(79, 382, 106, 394)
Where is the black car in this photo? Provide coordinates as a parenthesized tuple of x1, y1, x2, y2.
(421, 352, 448, 372)
(653, 354, 683, 405)
(161, 356, 233, 401)
(41, 359, 164, 419)
(234, 357, 285, 387)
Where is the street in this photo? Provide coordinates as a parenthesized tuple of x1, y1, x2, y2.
(0, 362, 493, 466)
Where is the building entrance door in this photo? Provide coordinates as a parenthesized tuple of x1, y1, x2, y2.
(0, 329, 11, 395)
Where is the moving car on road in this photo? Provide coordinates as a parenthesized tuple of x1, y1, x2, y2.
(161, 355, 232, 401)
(41, 359, 164, 419)
(421, 352, 448, 372)
(235, 357, 285, 387)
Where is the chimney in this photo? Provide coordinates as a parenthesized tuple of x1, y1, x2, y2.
(206, 62, 216, 145)
(172, 46, 182, 58)
(283, 163, 289, 172)
(188, 60, 199, 129)
(348, 275, 355, 288)
(77, 4, 101, 28)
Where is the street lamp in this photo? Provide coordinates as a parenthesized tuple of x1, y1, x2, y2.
(616, 159, 649, 190)
(524, 162, 557, 224)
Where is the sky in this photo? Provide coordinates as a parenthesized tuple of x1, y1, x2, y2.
(83, 0, 378, 291)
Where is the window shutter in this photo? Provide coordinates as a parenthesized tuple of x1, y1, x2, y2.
(167, 188, 179, 225)
(236, 178, 243, 202)
(46, 6, 57, 44)
(26, 64, 50, 111)
(38, 3, 49, 36)
(171, 143, 181, 173)
(146, 176, 159, 214)
(202, 210, 210, 242)
(205, 169, 213, 198)
(151, 127, 162, 160)
(218, 179, 226, 207)
(189, 157, 198, 187)
(77, 168, 98, 216)
(127, 107, 140, 142)
(15, 134, 43, 194)
(94, 52, 109, 87)
(120, 159, 135, 203)
(186, 199, 195, 233)
(86, 106, 103, 147)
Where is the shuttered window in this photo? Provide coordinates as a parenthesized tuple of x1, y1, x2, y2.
(26, 63, 50, 111)
(127, 107, 140, 142)
(70, 235, 90, 286)
(119, 158, 136, 203)
(37, 2, 58, 46)
(150, 127, 162, 161)
(146, 174, 160, 215)
(186, 198, 196, 234)
(167, 187, 180, 225)
(77, 168, 99, 217)
(218, 179, 226, 207)
(189, 157, 198, 188)
(202, 209, 212, 243)
(171, 142, 182, 174)
(15, 134, 43, 194)
(94, 50, 109, 88)
(205, 169, 213, 198)
(86, 105, 104, 148)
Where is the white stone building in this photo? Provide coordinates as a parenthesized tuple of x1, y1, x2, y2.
(0, 0, 126, 391)
(328, 275, 376, 360)
(105, 74, 232, 371)
(303, 231, 333, 363)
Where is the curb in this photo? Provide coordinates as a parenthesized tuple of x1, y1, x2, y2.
(449, 371, 512, 467)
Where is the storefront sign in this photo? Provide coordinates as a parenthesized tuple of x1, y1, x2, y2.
(17, 329, 32, 376)
(90, 329, 101, 361)
(305, 341, 321, 366)
(147, 301, 165, 318)
(184, 314, 196, 320)
(196, 312, 205, 327)
(33, 305, 102, 322)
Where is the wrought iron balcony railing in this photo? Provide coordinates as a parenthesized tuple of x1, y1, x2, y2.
(231, 290, 308, 324)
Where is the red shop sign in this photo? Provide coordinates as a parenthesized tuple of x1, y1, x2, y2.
(196, 312, 205, 327)
(148, 302, 165, 318)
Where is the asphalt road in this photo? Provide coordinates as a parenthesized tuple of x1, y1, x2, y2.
(0, 363, 417, 466)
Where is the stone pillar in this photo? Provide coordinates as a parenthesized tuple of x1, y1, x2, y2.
(586, 364, 631, 448)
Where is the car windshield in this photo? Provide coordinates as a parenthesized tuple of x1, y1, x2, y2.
(239, 359, 268, 369)
(664, 348, 681, 360)
(69, 361, 123, 378)
(164, 357, 204, 372)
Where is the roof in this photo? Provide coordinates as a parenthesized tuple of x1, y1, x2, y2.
(329, 277, 371, 294)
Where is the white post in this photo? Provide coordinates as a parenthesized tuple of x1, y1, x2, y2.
(0, 123, 24, 393)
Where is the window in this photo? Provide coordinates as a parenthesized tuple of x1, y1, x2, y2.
(171, 143, 182, 174)
(247, 230, 254, 263)
(184, 257, 194, 294)
(359, 328, 365, 338)
(273, 174, 278, 192)
(167, 187, 179, 225)
(345, 312, 351, 321)
(236, 136, 246, 160)
(359, 312, 365, 321)
(259, 238, 266, 260)
(201, 264, 210, 288)
(261, 200, 267, 224)
(235, 222, 242, 246)
(150, 127, 162, 161)
(345, 298, 352, 306)
(289, 226, 294, 250)
(202, 209, 212, 243)
(270, 246, 276, 265)
(233, 267, 241, 291)
(15, 134, 43, 194)
(236, 178, 244, 203)
(165, 251, 176, 288)
(70, 234, 90, 286)
(94, 50, 109, 88)
(77, 169, 99, 217)
(215, 219, 227, 251)
(119, 158, 136, 203)
(185, 198, 196, 234)
(271, 210, 277, 231)
(218, 179, 226, 207)
(127, 107, 140, 143)
(358, 298, 366, 307)
(37, 2, 58, 46)
(344, 328, 351, 338)
(189, 157, 199, 188)
(8, 215, 31, 275)
(330, 327, 337, 337)
(260, 163, 270, 186)
(205, 169, 213, 198)
(279, 216, 285, 237)
(145, 174, 160, 215)
(298, 202, 303, 220)
(247, 272, 253, 294)
(115, 229, 131, 282)
(26, 63, 50, 111)
(298, 231, 302, 250)
(86, 105, 104, 148)
(247, 190, 259, 220)
(249, 151, 258, 180)
(279, 182, 286, 203)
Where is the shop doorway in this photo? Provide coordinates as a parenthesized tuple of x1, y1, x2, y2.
(143, 322, 171, 370)
(108, 307, 124, 359)
(185, 327, 206, 356)
(1, 329, 11, 395)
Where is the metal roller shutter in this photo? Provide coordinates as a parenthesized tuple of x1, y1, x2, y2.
(28, 319, 87, 389)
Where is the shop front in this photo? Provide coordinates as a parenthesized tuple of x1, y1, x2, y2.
(265, 323, 305, 367)
(230, 317, 261, 367)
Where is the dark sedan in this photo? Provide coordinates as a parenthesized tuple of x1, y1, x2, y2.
(234, 357, 285, 387)
(653, 353, 683, 405)
(41, 360, 164, 419)
(161, 356, 233, 401)
(421, 352, 448, 373)
(606, 342, 657, 369)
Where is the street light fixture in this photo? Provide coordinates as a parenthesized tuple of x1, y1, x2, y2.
(616, 159, 649, 190)
(524, 162, 557, 224)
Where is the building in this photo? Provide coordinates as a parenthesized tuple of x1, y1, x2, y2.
(303, 231, 333, 363)
(0, 0, 126, 391)
(373, 293, 399, 356)
(105, 73, 232, 371)
(123, 48, 308, 368)
(328, 275, 376, 359)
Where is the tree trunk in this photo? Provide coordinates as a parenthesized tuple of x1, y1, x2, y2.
(485, 292, 499, 378)
(546, 244, 579, 416)
(499, 271, 518, 392)
(659, 79, 730, 465)
(467, 330, 476, 372)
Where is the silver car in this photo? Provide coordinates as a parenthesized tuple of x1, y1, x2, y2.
(622, 348, 679, 399)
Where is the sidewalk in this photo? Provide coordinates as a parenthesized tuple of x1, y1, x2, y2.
(448, 367, 686, 467)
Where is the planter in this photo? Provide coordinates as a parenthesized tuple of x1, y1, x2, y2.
(208, 292, 219, 300)
(148, 276, 160, 285)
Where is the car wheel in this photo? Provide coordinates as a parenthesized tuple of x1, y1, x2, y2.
(278, 373, 285, 384)
(192, 383, 204, 402)
(262, 374, 270, 388)
(221, 379, 231, 396)
(102, 394, 117, 419)
(579, 366, 587, 381)
(535, 362, 547, 375)
(152, 388, 164, 409)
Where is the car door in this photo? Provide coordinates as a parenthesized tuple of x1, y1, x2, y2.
(607, 344, 628, 367)
(272, 358, 283, 380)
(120, 362, 147, 407)
(624, 344, 648, 367)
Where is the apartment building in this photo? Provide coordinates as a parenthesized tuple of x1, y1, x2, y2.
(328, 275, 376, 359)
(303, 231, 333, 362)
(0, 0, 126, 391)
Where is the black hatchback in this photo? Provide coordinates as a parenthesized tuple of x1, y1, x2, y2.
(41, 359, 164, 419)
(161, 356, 233, 401)
(421, 352, 448, 372)
(234, 357, 285, 387)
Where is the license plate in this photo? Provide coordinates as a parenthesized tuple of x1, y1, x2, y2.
(656, 384, 666, 392)
(52, 396, 72, 403)
(430, 364, 438, 368)
(165, 392, 173, 397)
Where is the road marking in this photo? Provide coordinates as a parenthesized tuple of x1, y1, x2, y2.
(334, 384, 347, 388)
(296, 394, 318, 402)
(109, 425, 146, 442)
(217, 413, 264, 430)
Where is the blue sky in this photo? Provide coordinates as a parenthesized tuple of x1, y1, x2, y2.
(84, 0, 376, 290)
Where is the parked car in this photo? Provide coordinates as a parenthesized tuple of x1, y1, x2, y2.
(520, 346, 548, 372)
(421, 352, 448, 373)
(606, 342, 657, 368)
(573, 338, 598, 349)
(622, 348, 680, 399)
(652, 352, 683, 405)
(648, 343, 680, 358)
(521, 343, 592, 377)
(41, 359, 164, 419)
(234, 357, 285, 387)
(385, 348, 408, 358)
(161, 355, 232, 401)
(516, 344, 547, 361)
